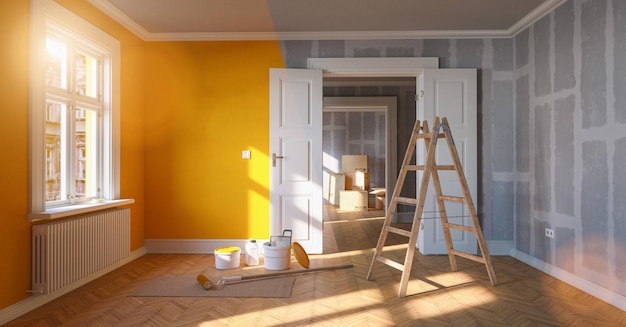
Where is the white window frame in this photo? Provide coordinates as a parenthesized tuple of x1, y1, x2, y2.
(29, 0, 127, 221)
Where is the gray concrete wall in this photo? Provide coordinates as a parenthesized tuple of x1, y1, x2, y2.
(514, 0, 626, 296)
(323, 110, 387, 188)
(278, 38, 516, 241)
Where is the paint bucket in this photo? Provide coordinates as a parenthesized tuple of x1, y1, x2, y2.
(262, 242, 291, 270)
(214, 246, 241, 270)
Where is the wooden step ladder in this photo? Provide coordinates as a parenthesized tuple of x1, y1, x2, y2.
(366, 117, 498, 297)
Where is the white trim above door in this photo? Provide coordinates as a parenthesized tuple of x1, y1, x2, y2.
(308, 57, 439, 77)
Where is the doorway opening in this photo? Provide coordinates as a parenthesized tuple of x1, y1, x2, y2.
(321, 78, 414, 253)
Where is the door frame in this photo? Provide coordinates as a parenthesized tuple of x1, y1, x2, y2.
(322, 96, 397, 213)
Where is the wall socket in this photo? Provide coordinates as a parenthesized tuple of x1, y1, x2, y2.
(545, 228, 554, 239)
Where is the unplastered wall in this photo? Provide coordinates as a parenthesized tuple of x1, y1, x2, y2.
(323, 111, 386, 189)
(143, 41, 284, 241)
(279, 39, 516, 243)
(514, 0, 626, 298)
(323, 110, 386, 202)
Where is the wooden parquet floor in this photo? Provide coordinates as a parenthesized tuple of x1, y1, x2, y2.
(6, 205, 626, 326)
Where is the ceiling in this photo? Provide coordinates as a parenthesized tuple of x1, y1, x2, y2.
(88, 0, 566, 41)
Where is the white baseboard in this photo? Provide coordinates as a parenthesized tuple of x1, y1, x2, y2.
(0, 247, 147, 326)
(144, 238, 268, 254)
(510, 249, 626, 311)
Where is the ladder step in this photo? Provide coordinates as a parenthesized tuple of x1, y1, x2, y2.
(444, 223, 476, 233)
(405, 165, 456, 171)
(395, 197, 417, 205)
(450, 249, 486, 264)
(376, 256, 405, 271)
(386, 226, 411, 237)
(438, 195, 466, 203)
(416, 133, 447, 139)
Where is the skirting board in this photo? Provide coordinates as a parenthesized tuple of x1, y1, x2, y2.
(510, 249, 626, 311)
(144, 239, 269, 254)
(0, 247, 147, 326)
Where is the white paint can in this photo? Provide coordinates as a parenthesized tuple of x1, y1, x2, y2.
(214, 246, 241, 270)
(262, 242, 291, 270)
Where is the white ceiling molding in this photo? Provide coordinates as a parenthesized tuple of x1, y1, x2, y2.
(88, 0, 151, 39)
(507, 0, 568, 37)
(88, 0, 566, 41)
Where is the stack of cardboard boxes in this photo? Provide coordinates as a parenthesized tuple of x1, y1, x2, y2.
(328, 155, 370, 211)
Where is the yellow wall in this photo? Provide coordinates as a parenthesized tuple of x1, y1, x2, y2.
(0, 0, 145, 309)
(0, 0, 32, 310)
(144, 41, 284, 240)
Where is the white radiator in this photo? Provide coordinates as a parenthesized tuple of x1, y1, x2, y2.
(32, 208, 130, 294)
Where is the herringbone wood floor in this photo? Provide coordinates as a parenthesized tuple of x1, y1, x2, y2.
(7, 205, 626, 326)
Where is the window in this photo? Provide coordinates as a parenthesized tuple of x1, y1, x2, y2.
(30, 0, 121, 219)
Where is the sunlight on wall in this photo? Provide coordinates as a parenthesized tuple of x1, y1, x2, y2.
(247, 146, 270, 238)
(323, 152, 341, 202)
(323, 152, 340, 173)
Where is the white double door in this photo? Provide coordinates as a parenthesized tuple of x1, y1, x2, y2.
(269, 68, 477, 255)
(416, 69, 478, 255)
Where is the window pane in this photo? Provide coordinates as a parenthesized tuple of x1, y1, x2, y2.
(74, 107, 98, 198)
(46, 38, 67, 89)
(75, 52, 98, 98)
(45, 101, 66, 203)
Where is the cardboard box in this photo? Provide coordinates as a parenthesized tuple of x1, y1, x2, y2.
(370, 188, 386, 209)
(353, 170, 370, 190)
(342, 155, 368, 173)
(328, 173, 345, 205)
(339, 190, 368, 211)
(344, 172, 354, 190)
(345, 169, 370, 191)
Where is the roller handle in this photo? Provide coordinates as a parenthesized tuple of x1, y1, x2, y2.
(232, 263, 353, 281)
(221, 276, 243, 282)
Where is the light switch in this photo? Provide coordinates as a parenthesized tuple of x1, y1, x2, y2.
(242, 150, 251, 159)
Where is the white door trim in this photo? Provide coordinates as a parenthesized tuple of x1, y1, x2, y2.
(323, 96, 397, 213)
(308, 57, 439, 76)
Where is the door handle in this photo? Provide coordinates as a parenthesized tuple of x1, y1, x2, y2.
(272, 153, 284, 167)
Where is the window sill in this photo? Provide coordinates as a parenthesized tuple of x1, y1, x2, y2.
(28, 198, 135, 221)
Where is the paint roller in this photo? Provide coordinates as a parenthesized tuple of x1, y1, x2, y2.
(197, 263, 354, 290)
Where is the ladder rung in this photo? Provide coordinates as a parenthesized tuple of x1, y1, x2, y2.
(395, 197, 417, 205)
(376, 256, 405, 271)
(450, 249, 486, 264)
(386, 226, 411, 237)
(416, 133, 447, 139)
(405, 165, 421, 171)
(438, 195, 466, 203)
(444, 223, 476, 233)
(405, 165, 456, 171)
